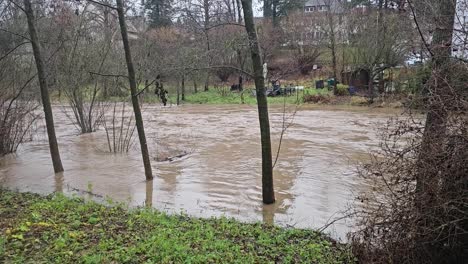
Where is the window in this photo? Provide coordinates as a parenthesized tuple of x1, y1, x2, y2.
(305, 6, 318, 12)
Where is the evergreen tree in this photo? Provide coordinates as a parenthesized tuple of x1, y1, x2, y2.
(145, 0, 173, 28)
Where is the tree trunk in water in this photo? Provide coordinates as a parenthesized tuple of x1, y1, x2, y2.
(145, 180, 153, 207)
(416, 0, 456, 200)
(116, 0, 153, 181)
(24, 0, 64, 173)
(241, 0, 275, 204)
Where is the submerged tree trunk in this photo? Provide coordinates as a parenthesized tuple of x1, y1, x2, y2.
(24, 0, 64, 173)
(241, 0, 275, 204)
(116, 0, 153, 180)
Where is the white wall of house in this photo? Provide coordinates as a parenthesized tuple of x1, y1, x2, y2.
(453, 0, 468, 59)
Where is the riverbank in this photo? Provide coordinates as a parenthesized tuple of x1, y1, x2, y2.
(150, 90, 405, 108)
(0, 190, 355, 263)
(159, 88, 332, 105)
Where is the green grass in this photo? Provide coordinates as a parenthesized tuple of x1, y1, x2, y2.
(143, 88, 333, 105)
(0, 189, 355, 263)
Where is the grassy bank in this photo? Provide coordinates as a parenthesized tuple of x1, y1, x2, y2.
(0, 190, 354, 263)
(157, 88, 332, 105)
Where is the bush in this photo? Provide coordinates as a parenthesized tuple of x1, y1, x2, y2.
(303, 94, 331, 104)
(335, 84, 350, 96)
(350, 73, 468, 263)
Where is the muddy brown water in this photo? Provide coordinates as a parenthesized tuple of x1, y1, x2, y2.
(0, 104, 402, 240)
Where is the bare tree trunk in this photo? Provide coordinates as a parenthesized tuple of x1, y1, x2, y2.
(416, 0, 456, 198)
(116, 0, 153, 180)
(227, 0, 234, 21)
(326, 10, 338, 95)
(181, 75, 185, 101)
(193, 78, 198, 93)
(241, 0, 275, 204)
(413, 0, 458, 256)
(176, 81, 180, 105)
(145, 179, 153, 207)
(204, 74, 209, 91)
(204, 0, 210, 92)
(23, 0, 64, 173)
(272, 0, 278, 27)
(368, 70, 374, 103)
(263, 0, 272, 18)
(236, 0, 242, 23)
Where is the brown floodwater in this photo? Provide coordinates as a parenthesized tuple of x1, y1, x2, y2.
(0, 104, 401, 240)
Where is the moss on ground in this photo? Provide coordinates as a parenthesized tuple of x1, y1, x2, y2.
(0, 189, 355, 263)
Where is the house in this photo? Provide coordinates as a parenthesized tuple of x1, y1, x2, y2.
(127, 15, 147, 40)
(304, 0, 344, 14)
(452, 0, 468, 58)
(299, 0, 346, 44)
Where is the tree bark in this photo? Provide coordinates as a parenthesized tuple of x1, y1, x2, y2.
(241, 0, 275, 204)
(272, 0, 278, 27)
(193, 78, 198, 93)
(176, 81, 180, 105)
(326, 10, 338, 95)
(236, 0, 242, 23)
(415, 0, 456, 197)
(181, 74, 185, 101)
(116, 0, 153, 180)
(204, 0, 211, 92)
(24, 0, 64, 173)
(263, 0, 272, 18)
(204, 74, 209, 91)
(368, 72, 374, 103)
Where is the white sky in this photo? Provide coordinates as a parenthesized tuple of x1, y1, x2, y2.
(131, 0, 264, 17)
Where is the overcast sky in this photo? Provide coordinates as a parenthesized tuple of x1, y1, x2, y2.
(131, 0, 264, 17)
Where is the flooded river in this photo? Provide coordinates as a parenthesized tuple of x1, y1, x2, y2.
(0, 104, 400, 239)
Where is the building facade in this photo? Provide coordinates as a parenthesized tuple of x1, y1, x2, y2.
(453, 0, 468, 58)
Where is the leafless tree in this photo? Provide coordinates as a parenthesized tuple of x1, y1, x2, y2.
(350, 1, 468, 263)
(23, 0, 64, 173)
(241, 0, 275, 204)
(116, 0, 153, 180)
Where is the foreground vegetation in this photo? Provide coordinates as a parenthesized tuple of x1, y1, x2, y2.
(0, 190, 355, 263)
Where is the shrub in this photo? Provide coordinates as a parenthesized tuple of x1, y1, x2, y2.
(303, 94, 331, 104)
